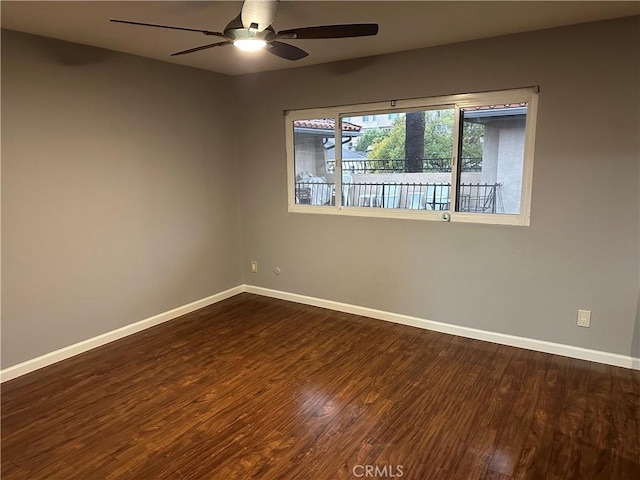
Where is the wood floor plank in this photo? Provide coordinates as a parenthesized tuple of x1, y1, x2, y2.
(485, 349, 543, 476)
(483, 470, 513, 480)
(513, 355, 570, 479)
(2, 294, 639, 480)
(578, 362, 614, 479)
(545, 358, 591, 480)
(610, 365, 639, 460)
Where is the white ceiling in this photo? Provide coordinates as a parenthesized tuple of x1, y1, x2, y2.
(2, 1, 638, 76)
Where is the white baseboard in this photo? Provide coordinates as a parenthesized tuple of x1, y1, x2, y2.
(244, 285, 640, 371)
(3, 283, 637, 382)
(0, 285, 244, 383)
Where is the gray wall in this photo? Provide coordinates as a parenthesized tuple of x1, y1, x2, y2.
(1, 30, 243, 368)
(235, 17, 639, 357)
(2, 17, 638, 370)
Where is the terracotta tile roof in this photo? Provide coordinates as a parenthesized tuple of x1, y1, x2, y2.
(294, 118, 362, 132)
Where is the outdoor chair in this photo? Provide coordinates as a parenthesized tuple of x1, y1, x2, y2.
(376, 183, 401, 208)
(342, 173, 353, 206)
(425, 184, 450, 210)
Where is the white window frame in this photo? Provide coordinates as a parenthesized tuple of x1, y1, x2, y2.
(286, 87, 538, 226)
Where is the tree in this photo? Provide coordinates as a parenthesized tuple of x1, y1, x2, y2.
(461, 121, 484, 159)
(355, 128, 389, 153)
(367, 110, 484, 170)
(424, 110, 454, 160)
(368, 118, 406, 163)
(405, 112, 425, 172)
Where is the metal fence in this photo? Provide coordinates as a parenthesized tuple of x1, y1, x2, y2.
(295, 182, 501, 213)
(327, 157, 482, 174)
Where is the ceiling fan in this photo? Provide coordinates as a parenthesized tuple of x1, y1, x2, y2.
(110, 0, 378, 61)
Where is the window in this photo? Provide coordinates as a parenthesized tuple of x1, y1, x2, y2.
(286, 88, 538, 226)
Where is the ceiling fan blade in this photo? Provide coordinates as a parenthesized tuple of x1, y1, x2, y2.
(241, 0, 278, 32)
(267, 41, 308, 61)
(110, 19, 225, 38)
(171, 41, 231, 57)
(278, 24, 378, 39)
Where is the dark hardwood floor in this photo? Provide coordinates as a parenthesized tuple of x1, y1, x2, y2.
(2, 293, 639, 479)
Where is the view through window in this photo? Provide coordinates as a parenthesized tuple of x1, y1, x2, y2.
(288, 88, 537, 225)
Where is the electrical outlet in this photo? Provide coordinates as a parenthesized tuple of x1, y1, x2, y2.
(250, 261, 258, 273)
(577, 309, 591, 328)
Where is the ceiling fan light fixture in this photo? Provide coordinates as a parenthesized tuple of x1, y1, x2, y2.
(111, 1, 379, 61)
(233, 38, 267, 51)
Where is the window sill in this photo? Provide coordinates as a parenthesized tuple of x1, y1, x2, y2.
(288, 205, 530, 226)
